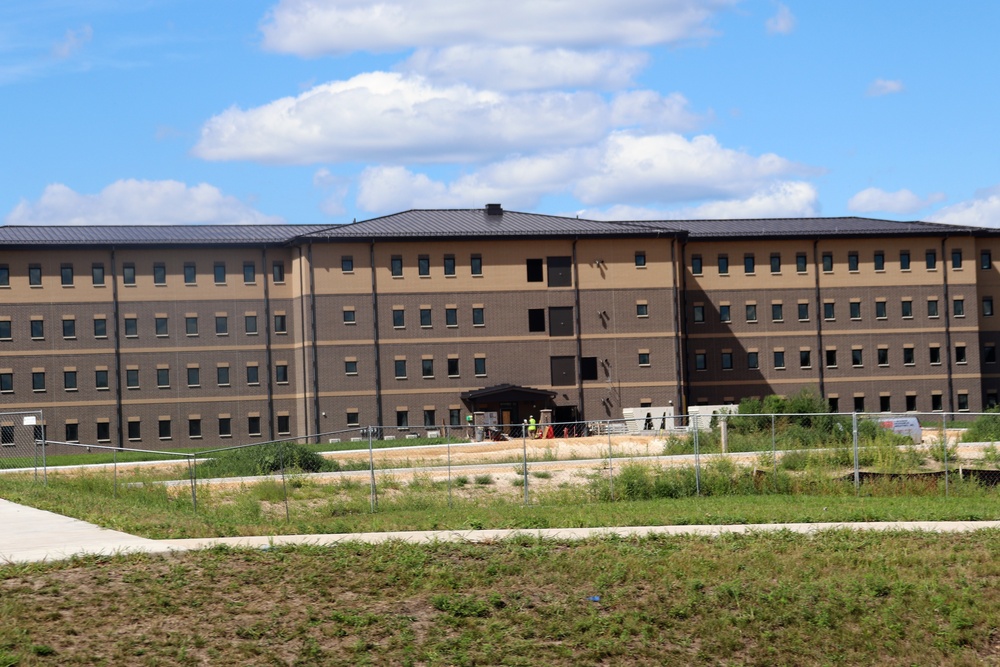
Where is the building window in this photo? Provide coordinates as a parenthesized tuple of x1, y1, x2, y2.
(474, 357, 487, 376)
(797, 303, 809, 321)
(248, 416, 261, 436)
(184, 263, 196, 284)
(958, 393, 969, 411)
(0, 266, 7, 287)
(92, 317, 106, 338)
(275, 364, 288, 384)
(854, 396, 865, 413)
(796, 253, 807, 273)
(151, 317, 167, 337)
(722, 352, 733, 370)
(746, 303, 758, 322)
(123, 317, 138, 338)
(693, 305, 705, 323)
(62, 318, 76, 339)
(773, 351, 785, 369)
(900, 250, 911, 270)
(345, 360, 358, 375)
(343, 310, 356, 325)
(347, 412, 360, 427)
(875, 301, 887, 319)
(984, 297, 994, 317)
(926, 250, 937, 270)
(272, 261, 285, 283)
(213, 262, 226, 284)
(159, 419, 171, 440)
(952, 249, 963, 269)
(770, 254, 781, 273)
(246, 365, 260, 385)
(635, 252, 646, 268)
(28, 264, 42, 286)
(219, 418, 232, 437)
(878, 348, 889, 366)
(850, 302, 861, 320)
(848, 252, 859, 272)
(61, 264, 74, 286)
(446, 308, 458, 327)
(719, 304, 731, 322)
(153, 263, 166, 285)
(418, 255, 430, 276)
(92, 264, 105, 286)
(0, 372, 11, 392)
(126, 369, 139, 388)
(64, 423, 79, 442)
(747, 351, 759, 369)
(444, 255, 456, 276)
(824, 302, 835, 320)
(394, 359, 407, 379)
(771, 303, 783, 322)
(396, 410, 409, 429)
(95, 370, 109, 390)
(800, 350, 811, 368)
(341, 256, 354, 273)
(390, 256, 403, 277)
(215, 316, 228, 335)
(695, 353, 706, 370)
(982, 250, 992, 270)
(420, 308, 432, 327)
(880, 396, 891, 412)
(929, 346, 941, 365)
(744, 254, 755, 274)
(27, 319, 48, 341)
(852, 349, 863, 367)
(826, 349, 837, 368)
(987, 345, 997, 363)
(243, 262, 255, 284)
(392, 309, 405, 328)
(157, 368, 170, 388)
(472, 307, 485, 326)
(471, 254, 483, 276)
(422, 359, 434, 378)
(902, 299, 913, 318)
(277, 415, 290, 435)
(718, 254, 729, 275)
(0, 321, 9, 340)
(526, 258, 543, 282)
(956, 344, 967, 364)
(691, 255, 703, 275)
(954, 299, 965, 317)
(245, 315, 259, 334)
(904, 347, 915, 365)
(906, 395, 917, 411)
(928, 299, 939, 318)
(447, 358, 459, 377)
(217, 366, 230, 386)
(931, 394, 943, 412)
(829, 397, 840, 413)
(822, 253, 833, 272)
(128, 420, 141, 440)
(186, 316, 198, 336)
(274, 314, 287, 333)
(63, 371, 77, 391)
(450, 409, 461, 426)
(96, 422, 110, 441)
(874, 251, 885, 271)
(189, 419, 202, 438)
(123, 263, 136, 285)
(636, 304, 649, 319)
(187, 367, 200, 387)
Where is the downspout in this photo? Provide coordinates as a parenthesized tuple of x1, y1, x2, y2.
(307, 243, 321, 436)
(813, 239, 825, 399)
(572, 238, 585, 421)
(110, 248, 123, 448)
(263, 247, 275, 440)
(369, 241, 384, 428)
(673, 235, 688, 416)
(942, 236, 955, 413)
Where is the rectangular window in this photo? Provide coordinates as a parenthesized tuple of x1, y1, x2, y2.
(277, 415, 290, 435)
(345, 360, 358, 375)
(159, 419, 171, 440)
(30, 320, 45, 339)
(770, 254, 780, 273)
(274, 314, 287, 333)
(92, 264, 105, 286)
(718, 254, 729, 274)
(63, 371, 77, 391)
(904, 347, 915, 365)
(986, 345, 997, 364)
(928, 299, 939, 318)
(693, 305, 705, 323)
(189, 419, 202, 438)
(581, 357, 598, 380)
(952, 249, 963, 269)
(127, 421, 141, 440)
(61, 264, 74, 286)
(420, 308, 432, 327)
(470, 254, 483, 276)
(528, 308, 546, 331)
(0, 266, 7, 287)
(395, 359, 407, 379)
(691, 255, 703, 275)
(186, 316, 198, 336)
(852, 349, 863, 367)
(450, 409, 461, 426)
(850, 302, 861, 320)
(880, 396, 891, 412)
(874, 251, 885, 271)
(822, 253, 833, 272)
(746, 304, 757, 322)
(549, 307, 574, 336)
(635, 252, 646, 268)
(275, 364, 288, 383)
(217, 366, 230, 386)
(0, 321, 9, 340)
(184, 263, 196, 284)
(982, 250, 992, 270)
(526, 258, 544, 282)
(797, 303, 809, 321)
(341, 256, 354, 273)
(154, 317, 168, 337)
(954, 298, 965, 317)
(773, 351, 785, 369)
(62, 318, 75, 339)
(347, 412, 360, 427)
(213, 262, 226, 284)
(926, 250, 937, 270)
(157, 368, 170, 388)
(215, 316, 228, 335)
(439, 254, 455, 276)
(474, 357, 487, 376)
(422, 358, 434, 378)
(96, 422, 110, 441)
(343, 310, 356, 325)
(878, 348, 889, 366)
(547, 256, 572, 286)
(248, 416, 261, 436)
(396, 410, 409, 429)
(875, 301, 887, 319)
(65, 423, 79, 442)
(187, 367, 200, 387)
(854, 396, 865, 413)
(721, 352, 733, 370)
(153, 263, 166, 285)
(243, 262, 255, 284)
(695, 352, 707, 370)
(219, 418, 232, 437)
(906, 395, 917, 411)
(826, 349, 837, 368)
(247, 365, 259, 385)
(719, 304, 730, 322)
(29, 264, 42, 286)
(122, 263, 135, 285)
(771, 303, 783, 322)
(95, 369, 109, 390)
(929, 346, 941, 365)
(93, 317, 107, 338)
(824, 302, 835, 320)
(900, 251, 911, 270)
(447, 358, 459, 377)
(800, 350, 811, 368)
(958, 393, 969, 411)
(273, 261, 285, 282)
(124, 317, 137, 337)
(829, 397, 840, 413)
(744, 254, 755, 274)
(984, 297, 994, 317)
(472, 307, 485, 326)
(392, 309, 405, 328)
(796, 253, 807, 273)
(848, 252, 859, 272)
(245, 314, 259, 334)
(418, 255, 430, 276)
(956, 345, 967, 364)
(747, 351, 759, 369)
(446, 308, 458, 327)
(0, 372, 11, 392)
(126, 369, 139, 389)
(902, 299, 913, 318)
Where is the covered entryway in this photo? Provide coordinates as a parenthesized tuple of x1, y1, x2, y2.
(460, 384, 558, 437)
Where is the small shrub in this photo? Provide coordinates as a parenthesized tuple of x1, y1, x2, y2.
(531, 471, 552, 479)
(474, 474, 494, 485)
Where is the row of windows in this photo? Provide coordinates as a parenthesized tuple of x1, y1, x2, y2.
(692, 343, 976, 372)
(393, 357, 487, 379)
(383, 306, 485, 329)
(0, 364, 287, 393)
(0, 261, 286, 288)
(390, 408, 466, 429)
(691, 297, 980, 324)
(382, 254, 483, 278)
(16, 415, 287, 445)
(691, 249, 992, 276)
(825, 393, 971, 413)
(0, 314, 285, 341)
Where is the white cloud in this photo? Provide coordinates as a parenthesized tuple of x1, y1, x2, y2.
(400, 46, 648, 91)
(847, 187, 945, 214)
(765, 3, 795, 34)
(4, 180, 283, 226)
(312, 168, 350, 215)
(52, 24, 92, 59)
(260, 0, 738, 56)
(579, 181, 819, 220)
(193, 72, 701, 164)
(928, 186, 1000, 227)
(866, 78, 904, 97)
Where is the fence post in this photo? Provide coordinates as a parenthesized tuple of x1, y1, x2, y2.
(279, 443, 290, 523)
(188, 454, 198, 513)
(113, 446, 118, 498)
(771, 413, 777, 480)
(447, 424, 452, 509)
(522, 420, 529, 505)
(694, 422, 701, 496)
(852, 412, 860, 494)
(368, 426, 377, 513)
(607, 420, 614, 502)
(942, 411, 949, 497)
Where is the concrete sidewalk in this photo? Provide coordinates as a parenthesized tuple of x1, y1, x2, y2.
(3, 498, 1000, 565)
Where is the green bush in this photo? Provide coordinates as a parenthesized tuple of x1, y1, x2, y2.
(962, 408, 1000, 442)
(198, 442, 333, 478)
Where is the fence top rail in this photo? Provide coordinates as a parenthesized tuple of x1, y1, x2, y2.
(43, 440, 194, 459)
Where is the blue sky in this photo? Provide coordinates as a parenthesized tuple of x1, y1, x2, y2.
(2, 0, 999, 227)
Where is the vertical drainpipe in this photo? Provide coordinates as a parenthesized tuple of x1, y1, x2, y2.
(110, 248, 124, 448)
(306, 243, 321, 435)
(942, 236, 955, 413)
(572, 238, 585, 421)
(263, 246, 275, 440)
(813, 239, 826, 399)
(369, 241, 384, 427)
(673, 234, 688, 416)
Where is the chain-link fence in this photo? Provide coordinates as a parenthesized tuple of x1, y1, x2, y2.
(4, 411, 1000, 525)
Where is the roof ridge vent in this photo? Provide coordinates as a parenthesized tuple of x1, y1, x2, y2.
(485, 203, 503, 216)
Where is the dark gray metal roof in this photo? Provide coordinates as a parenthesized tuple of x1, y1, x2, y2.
(0, 225, 329, 247)
(619, 216, 982, 239)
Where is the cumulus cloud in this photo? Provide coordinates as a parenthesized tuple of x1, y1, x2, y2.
(193, 72, 701, 164)
(928, 185, 1000, 227)
(866, 78, 904, 97)
(52, 24, 92, 59)
(400, 46, 648, 91)
(4, 180, 283, 226)
(765, 3, 795, 34)
(847, 187, 945, 214)
(260, 0, 738, 56)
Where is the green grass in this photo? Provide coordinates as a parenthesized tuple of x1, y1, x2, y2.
(2, 532, 1000, 665)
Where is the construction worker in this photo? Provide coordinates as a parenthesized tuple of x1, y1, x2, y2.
(528, 415, 537, 438)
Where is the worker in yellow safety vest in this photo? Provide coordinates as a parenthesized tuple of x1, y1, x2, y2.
(528, 415, 537, 438)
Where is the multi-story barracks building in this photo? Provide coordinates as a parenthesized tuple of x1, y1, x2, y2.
(0, 204, 997, 449)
